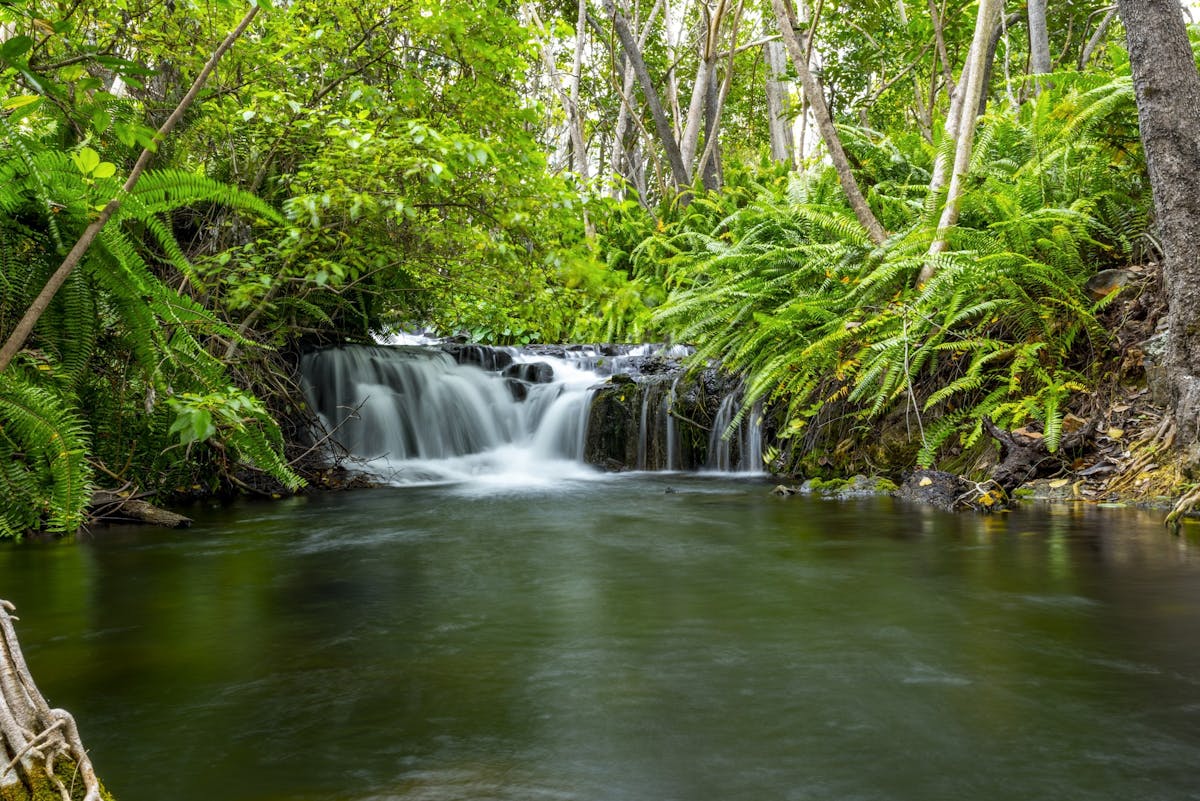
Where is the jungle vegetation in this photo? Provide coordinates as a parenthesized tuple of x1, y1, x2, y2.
(1, 0, 1197, 538)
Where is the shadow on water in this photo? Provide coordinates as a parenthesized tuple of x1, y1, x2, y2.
(2, 477, 1200, 801)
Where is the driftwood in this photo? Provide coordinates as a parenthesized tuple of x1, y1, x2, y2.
(89, 491, 192, 529)
(982, 415, 1096, 493)
(0, 601, 107, 801)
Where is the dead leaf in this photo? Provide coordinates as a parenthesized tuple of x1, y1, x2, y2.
(919, 477, 933, 487)
(1049, 479, 1070, 488)
(1063, 414, 1088, 433)
(1107, 427, 1125, 440)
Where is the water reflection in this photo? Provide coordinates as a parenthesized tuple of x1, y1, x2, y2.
(0, 478, 1198, 801)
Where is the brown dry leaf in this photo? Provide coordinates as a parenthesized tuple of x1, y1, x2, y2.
(1062, 414, 1088, 433)
(1107, 427, 1125, 440)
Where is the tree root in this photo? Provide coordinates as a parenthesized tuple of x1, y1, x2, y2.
(981, 415, 1094, 493)
(1105, 415, 1176, 496)
(0, 601, 105, 801)
(1166, 483, 1200, 532)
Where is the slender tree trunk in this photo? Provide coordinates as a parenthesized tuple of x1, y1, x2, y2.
(770, 0, 887, 244)
(1079, 6, 1116, 69)
(1027, 0, 1051, 92)
(0, 600, 108, 801)
(1116, 0, 1200, 444)
(600, 0, 693, 194)
(680, 9, 714, 169)
(764, 39, 794, 164)
(0, 6, 261, 374)
(920, 0, 1002, 282)
(570, 0, 590, 178)
(927, 57, 969, 201)
(606, 0, 663, 204)
(529, 7, 589, 177)
(928, 0, 956, 96)
(700, 61, 723, 189)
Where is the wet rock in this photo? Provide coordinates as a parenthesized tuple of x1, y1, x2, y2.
(895, 469, 1006, 512)
(442, 344, 514, 371)
(506, 379, 529, 402)
(584, 384, 641, 468)
(1013, 478, 1081, 501)
(503, 361, 554, 384)
(895, 470, 975, 512)
(791, 475, 896, 498)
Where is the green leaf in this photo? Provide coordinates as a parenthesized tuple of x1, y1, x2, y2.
(191, 409, 216, 443)
(0, 36, 34, 61)
(73, 147, 100, 176)
(2, 95, 41, 111)
(91, 107, 111, 133)
(93, 162, 117, 179)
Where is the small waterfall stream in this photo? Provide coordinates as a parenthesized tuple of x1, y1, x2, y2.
(299, 342, 764, 485)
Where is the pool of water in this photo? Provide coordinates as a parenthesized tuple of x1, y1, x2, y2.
(2, 475, 1200, 801)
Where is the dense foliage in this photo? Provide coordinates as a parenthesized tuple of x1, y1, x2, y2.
(0, 0, 1169, 535)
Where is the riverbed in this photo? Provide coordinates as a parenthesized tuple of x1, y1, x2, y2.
(2, 475, 1199, 801)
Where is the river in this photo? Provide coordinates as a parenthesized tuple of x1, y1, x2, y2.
(1, 475, 1199, 800)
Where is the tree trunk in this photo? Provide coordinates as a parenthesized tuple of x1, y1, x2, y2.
(0, 601, 108, 801)
(771, 0, 887, 245)
(600, 0, 693, 194)
(764, 39, 795, 164)
(1027, 0, 1052, 90)
(920, 0, 1002, 282)
(1116, 0, 1200, 444)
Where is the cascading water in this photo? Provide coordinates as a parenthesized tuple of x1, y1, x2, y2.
(299, 340, 765, 486)
(707, 393, 765, 473)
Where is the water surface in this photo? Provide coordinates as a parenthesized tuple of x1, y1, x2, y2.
(2, 475, 1199, 801)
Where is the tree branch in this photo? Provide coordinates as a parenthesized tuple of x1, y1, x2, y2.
(0, 5, 262, 374)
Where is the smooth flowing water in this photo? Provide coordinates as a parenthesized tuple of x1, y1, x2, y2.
(2, 476, 1200, 801)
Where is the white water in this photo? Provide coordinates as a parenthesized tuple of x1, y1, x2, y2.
(299, 343, 764, 487)
(300, 346, 600, 487)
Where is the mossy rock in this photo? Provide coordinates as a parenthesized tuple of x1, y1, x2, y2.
(0, 760, 115, 801)
(794, 474, 896, 498)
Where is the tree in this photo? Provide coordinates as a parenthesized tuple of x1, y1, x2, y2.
(1115, 1, 1200, 444)
(0, 600, 108, 800)
(921, 0, 1002, 280)
(0, 6, 260, 373)
(771, 0, 887, 245)
(599, 0, 692, 193)
(1028, 0, 1052, 83)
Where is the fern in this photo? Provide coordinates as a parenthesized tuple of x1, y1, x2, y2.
(0, 370, 93, 537)
(0, 118, 303, 536)
(642, 63, 1146, 475)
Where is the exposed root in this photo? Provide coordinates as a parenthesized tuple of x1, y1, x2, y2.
(0, 602, 104, 801)
(1166, 483, 1200, 532)
(1105, 415, 1176, 496)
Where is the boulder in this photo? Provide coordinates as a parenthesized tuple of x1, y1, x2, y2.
(503, 361, 555, 384)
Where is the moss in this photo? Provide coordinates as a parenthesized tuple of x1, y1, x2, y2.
(1012, 487, 1035, 499)
(873, 477, 899, 493)
(0, 760, 115, 801)
(804, 476, 851, 492)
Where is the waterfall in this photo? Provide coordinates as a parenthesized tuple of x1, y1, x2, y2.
(706, 393, 765, 474)
(299, 342, 765, 485)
